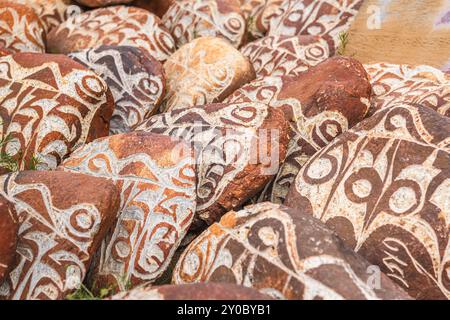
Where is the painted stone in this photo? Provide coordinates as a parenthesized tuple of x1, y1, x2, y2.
(162, 0, 246, 48)
(285, 103, 450, 300)
(0, 1, 46, 53)
(225, 56, 372, 203)
(0, 53, 114, 172)
(241, 34, 333, 78)
(16, 0, 83, 34)
(58, 131, 197, 291)
(162, 36, 255, 112)
(75, 0, 133, 8)
(173, 202, 411, 300)
(365, 63, 450, 117)
(69, 46, 166, 134)
(110, 283, 271, 300)
(268, 0, 363, 50)
(131, 0, 175, 18)
(47, 6, 176, 62)
(240, 0, 283, 40)
(0, 195, 17, 283)
(134, 102, 291, 228)
(0, 170, 120, 300)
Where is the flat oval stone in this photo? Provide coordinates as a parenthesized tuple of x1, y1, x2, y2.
(173, 202, 411, 300)
(162, 36, 255, 112)
(0, 1, 46, 53)
(162, 0, 246, 48)
(0, 170, 120, 300)
(47, 6, 176, 62)
(59, 131, 197, 291)
(134, 102, 291, 228)
(69, 45, 166, 134)
(0, 52, 114, 172)
(285, 103, 450, 300)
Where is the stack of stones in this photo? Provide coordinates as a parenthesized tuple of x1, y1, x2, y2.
(0, 0, 448, 301)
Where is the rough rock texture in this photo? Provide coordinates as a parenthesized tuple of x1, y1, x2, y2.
(162, 0, 247, 48)
(241, 34, 333, 78)
(16, 0, 83, 34)
(109, 283, 272, 300)
(240, 0, 283, 40)
(285, 103, 450, 300)
(0, 53, 114, 172)
(268, 0, 363, 50)
(365, 63, 450, 117)
(75, 0, 133, 8)
(59, 132, 197, 291)
(0, 170, 120, 300)
(0, 195, 18, 283)
(47, 6, 176, 62)
(0, 1, 46, 53)
(173, 202, 411, 300)
(134, 102, 291, 228)
(69, 45, 166, 134)
(225, 56, 372, 203)
(162, 36, 255, 112)
(131, 0, 175, 18)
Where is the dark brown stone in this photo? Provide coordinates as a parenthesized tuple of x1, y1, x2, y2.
(0, 170, 120, 300)
(131, 0, 174, 18)
(285, 103, 450, 300)
(0, 53, 114, 172)
(75, 0, 133, 7)
(173, 202, 411, 300)
(69, 45, 166, 134)
(0, 195, 18, 283)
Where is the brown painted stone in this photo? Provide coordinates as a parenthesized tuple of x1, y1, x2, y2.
(69, 45, 166, 134)
(162, 0, 247, 48)
(365, 63, 450, 118)
(285, 103, 450, 300)
(134, 102, 291, 228)
(0, 53, 114, 172)
(173, 202, 411, 300)
(75, 0, 133, 8)
(225, 56, 372, 203)
(268, 0, 363, 50)
(110, 283, 272, 300)
(131, 0, 175, 18)
(0, 170, 120, 300)
(0, 195, 17, 283)
(240, 0, 283, 40)
(47, 6, 176, 62)
(16, 0, 83, 34)
(161, 36, 255, 112)
(241, 34, 334, 78)
(58, 131, 197, 291)
(0, 1, 46, 53)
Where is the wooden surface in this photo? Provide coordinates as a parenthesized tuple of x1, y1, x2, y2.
(346, 0, 450, 71)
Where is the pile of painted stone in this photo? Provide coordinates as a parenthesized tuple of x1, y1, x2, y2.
(0, 0, 448, 301)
